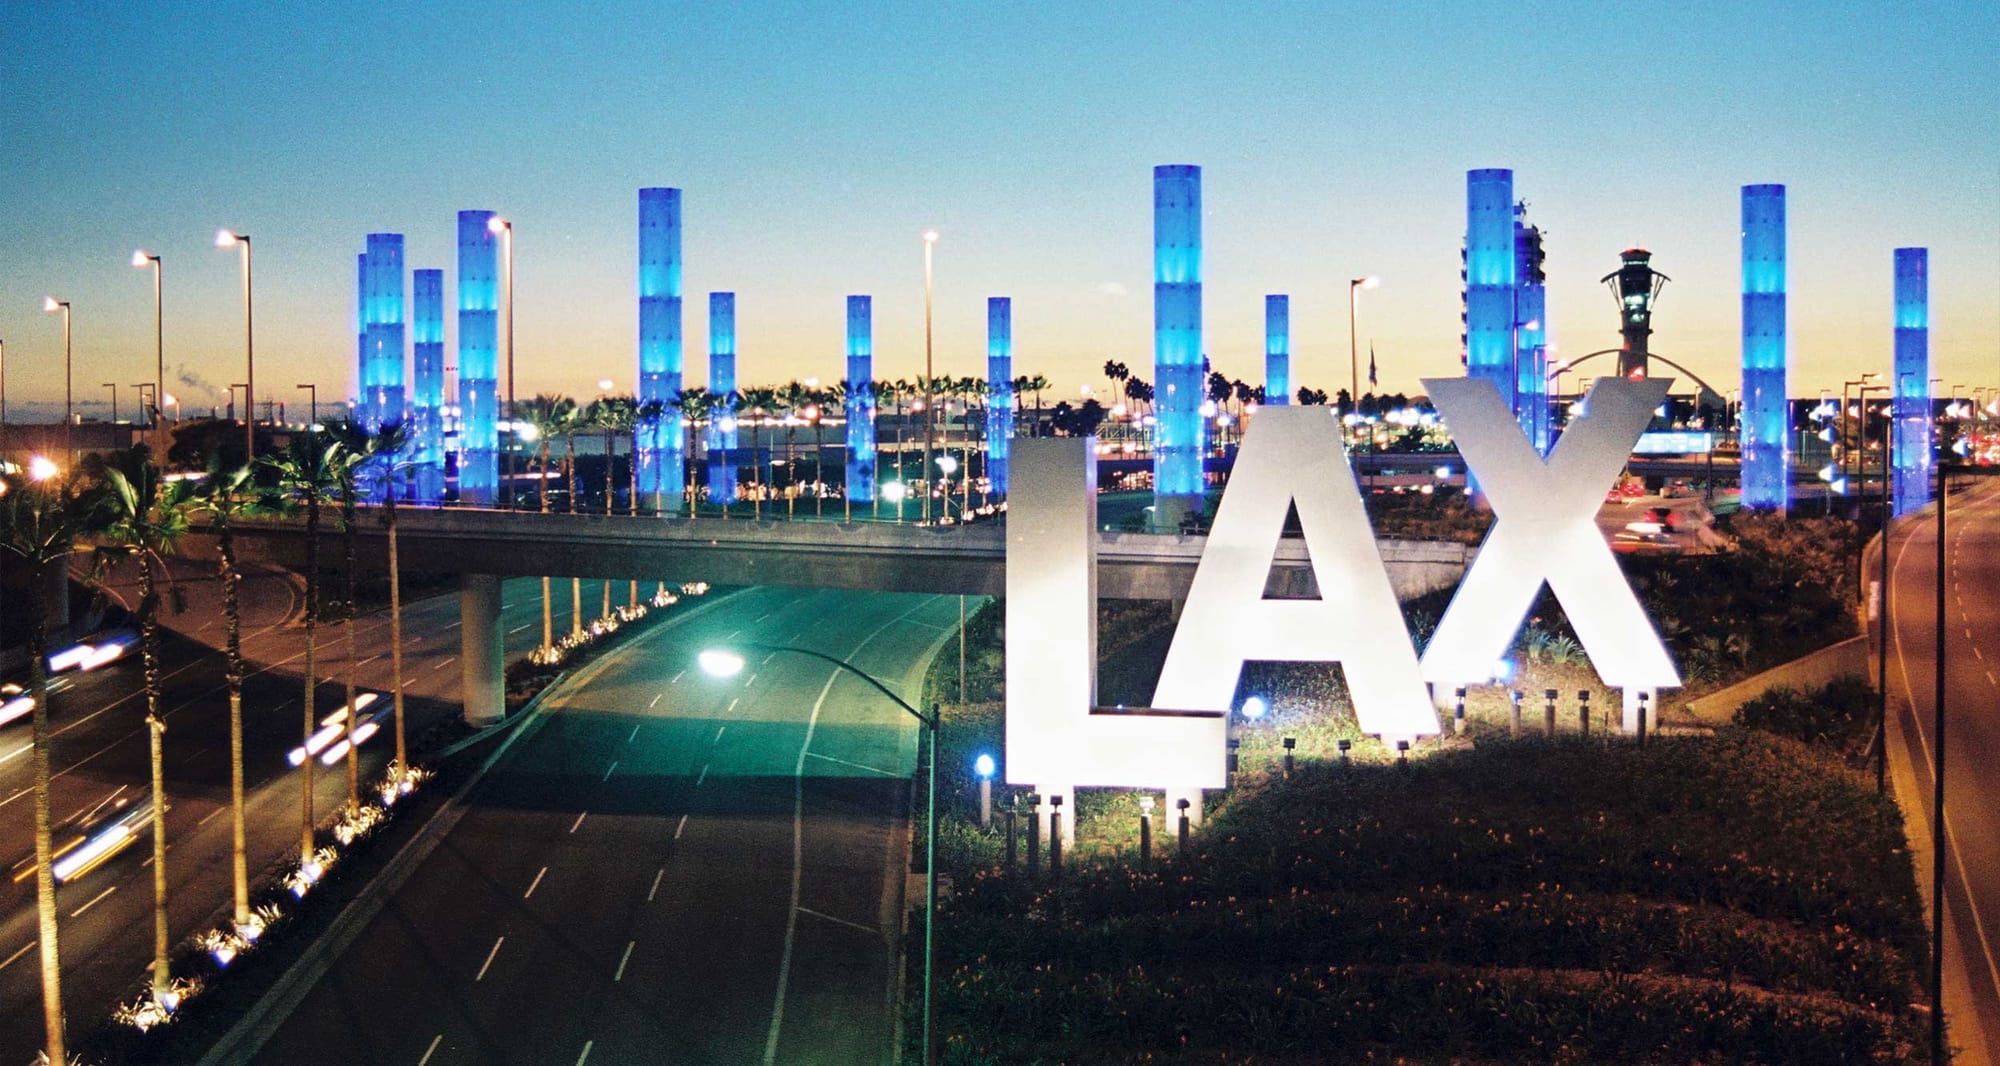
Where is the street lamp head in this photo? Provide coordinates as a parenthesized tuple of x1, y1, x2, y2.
(28, 456, 59, 482)
(1241, 696, 1268, 721)
(881, 481, 908, 503)
(42, 297, 63, 313)
(215, 228, 242, 248)
(698, 649, 746, 678)
(1353, 275, 1380, 290)
(132, 249, 154, 268)
(597, 379, 614, 392)
(488, 215, 510, 234)
(922, 229, 939, 244)
(935, 455, 959, 474)
(973, 753, 996, 779)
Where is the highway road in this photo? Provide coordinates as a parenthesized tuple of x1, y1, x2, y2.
(0, 561, 571, 1066)
(1885, 477, 2000, 1064)
(249, 586, 959, 1066)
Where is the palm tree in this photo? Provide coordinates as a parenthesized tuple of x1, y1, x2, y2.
(776, 381, 811, 518)
(363, 424, 414, 785)
(590, 396, 637, 517)
(0, 462, 93, 1065)
(737, 386, 778, 520)
(192, 458, 260, 929)
(264, 430, 344, 874)
(1022, 373, 1050, 438)
(95, 447, 194, 1004)
(320, 423, 371, 812)
(633, 398, 664, 518)
(672, 387, 713, 516)
(521, 395, 575, 656)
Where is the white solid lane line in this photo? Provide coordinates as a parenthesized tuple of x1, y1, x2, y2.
(0, 942, 32, 971)
(475, 936, 505, 982)
(569, 812, 588, 834)
(614, 940, 635, 982)
(524, 866, 547, 899)
(648, 868, 665, 902)
(417, 1034, 444, 1065)
(70, 886, 116, 918)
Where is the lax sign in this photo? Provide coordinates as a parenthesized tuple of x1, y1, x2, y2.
(1004, 377, 1680, 795)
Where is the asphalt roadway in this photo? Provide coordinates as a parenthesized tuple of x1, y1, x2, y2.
(1885, 477, 2000, 1064)
(0, 561, 563, 1066)
(249, 586, 959, 1066)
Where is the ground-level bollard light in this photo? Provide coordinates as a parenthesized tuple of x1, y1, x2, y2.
(974, 753, 996, 828)
(1282, 736, 1297, 778)
(1026, 794, 1041, 882)
(1337, 738, 1352, 766)
(1544, 689, 1559, 736)
(1003, 805, 1017, 873)
(1048, 795, 1064, 882)
(1396, 739, 1410, 769)
(1138, 795, 1153, 872)
(1578, 690, 1591, 738)
(1176, 797, 1191, 856)
(1636, 691, 1650, 746)
(1508, 690, 1522, 737)
(1226, 738, 1240, 777)
(1453, 687, 1468, 736)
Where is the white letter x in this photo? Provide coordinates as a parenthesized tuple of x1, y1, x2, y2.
(1419, 377, 1681, 692)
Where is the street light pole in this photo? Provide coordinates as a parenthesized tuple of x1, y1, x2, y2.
(42, 299, 71, 462)
(218, 231, 254, 463)
(1930, 423, 1947, 1066)
(922, 230, 939, 525)
(489, 217, 516, 508)
(132, 250, 164, 454)
(0, 338, 8, 463)
(698, 642, 942, 1065)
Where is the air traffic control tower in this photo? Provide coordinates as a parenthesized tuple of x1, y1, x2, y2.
(1603, 249, 1669, 380)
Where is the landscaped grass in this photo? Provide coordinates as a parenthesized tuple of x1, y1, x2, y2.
(914, 601, 1931, 1064)
(920, 731, 1928, 1064)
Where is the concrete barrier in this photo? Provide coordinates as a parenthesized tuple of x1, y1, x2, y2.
(1681, 635, 1870, 725)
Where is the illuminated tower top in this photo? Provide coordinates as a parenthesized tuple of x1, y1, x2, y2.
(1602, 248, 1669, 380)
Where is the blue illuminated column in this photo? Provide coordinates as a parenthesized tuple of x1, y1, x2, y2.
(986, 297, 1014, 496)
(1465, 169, 1516, 409)
(1153, 164, 1205, 523)
(1893, 247, 1931, 516)
(1264, 295, 1289, 406)
(411, 269, 446, 505)
(638, 187, 685, 512)
(845, 296, 876, 503)
(360, 233, 406, 437)
(355, 254, 367, 422)
(1513, 217, 1549, 453)
(707, 292, 738, 505)
(1740, 184, 1789, 511)
(457, 210, 499, 506)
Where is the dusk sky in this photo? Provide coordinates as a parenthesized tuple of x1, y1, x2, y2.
(3, 2, 1995, 419)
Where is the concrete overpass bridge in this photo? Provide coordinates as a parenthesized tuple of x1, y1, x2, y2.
(182, 508, 1473, 724)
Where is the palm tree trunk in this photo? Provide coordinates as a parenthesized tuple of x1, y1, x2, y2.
(140, 553, 172, 1001)
(538, 439, 553, 653)
(219, 517, 249, 927)
(605, 427, 616, 517)
(387, 492, 407, 782)
(787, 424, 797, 519)
(29, 561, 65, 1066)
(342, 504, 359, 811)
(630, 424, 643, 518)
(301, 497, 318, 870)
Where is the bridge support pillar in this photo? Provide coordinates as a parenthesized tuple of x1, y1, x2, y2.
(460, 573, 505, 726)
